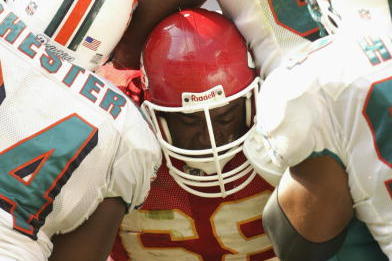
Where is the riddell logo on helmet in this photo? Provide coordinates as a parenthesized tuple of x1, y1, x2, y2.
(191, 91, 216, 102)
(182, 85, 225, 107)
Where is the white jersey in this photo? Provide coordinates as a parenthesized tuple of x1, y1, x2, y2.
(218, 0, 322, 77)
(246, 33, 392, 257)
(0, 3, 161, 261)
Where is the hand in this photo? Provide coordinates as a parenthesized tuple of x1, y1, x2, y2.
(96, 63, 143, 106)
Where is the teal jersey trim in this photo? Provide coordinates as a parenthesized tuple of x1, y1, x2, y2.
(308, 149, 345, 169)
(328, 218, 388, 261)
(269, 0, 322, 41)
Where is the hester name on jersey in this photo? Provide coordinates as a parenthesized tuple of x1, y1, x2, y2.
(0, 3, 125, 119)
(0, 2, 161, 261)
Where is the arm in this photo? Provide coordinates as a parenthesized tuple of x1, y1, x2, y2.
(263, 155, 353, 260)
(49, 197, 126, 261)
(112, 0, 207, 69)
(217, 0, 283, 76)
(280, 155, 353, 241)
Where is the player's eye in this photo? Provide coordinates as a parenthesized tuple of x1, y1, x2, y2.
(179, 114, 200, 125)
(216, 115, 235, 125)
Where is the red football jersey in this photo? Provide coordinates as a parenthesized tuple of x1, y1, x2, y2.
(111, 153, 276, 261)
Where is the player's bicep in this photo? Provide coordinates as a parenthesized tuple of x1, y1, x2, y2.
(112, 0, 207, 69)
(262, 155, 353, 260)
(280, 155, 353, 242)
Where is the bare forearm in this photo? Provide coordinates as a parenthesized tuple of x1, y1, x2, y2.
(280, 156, 353, 242)
(262, 156, 353, 260)
(49, 198, 126, 261)
(218, 0, 282, 76)
(113, 0, 207, 69)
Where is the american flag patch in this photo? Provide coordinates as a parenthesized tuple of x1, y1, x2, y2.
(82, 36, 101, 51)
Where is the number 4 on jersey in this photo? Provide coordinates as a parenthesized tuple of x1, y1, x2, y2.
(0, 114, 98, 239)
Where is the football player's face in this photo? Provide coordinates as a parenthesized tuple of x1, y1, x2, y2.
(163, 98, 248, 150)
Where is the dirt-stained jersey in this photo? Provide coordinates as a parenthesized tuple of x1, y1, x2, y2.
(111, 154, 276, 261)
(246, 33, 392, 258)
(0, 3, 161, 260)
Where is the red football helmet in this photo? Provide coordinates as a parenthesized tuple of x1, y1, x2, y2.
(141, 9, 261, 198)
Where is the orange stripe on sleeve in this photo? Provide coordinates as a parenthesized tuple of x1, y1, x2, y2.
(54, 0, 93, 45)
